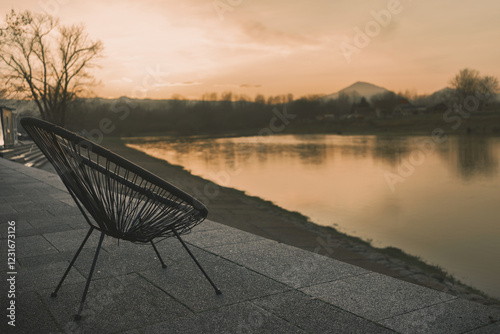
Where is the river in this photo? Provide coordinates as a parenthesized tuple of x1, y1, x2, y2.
(126, 134, 500, 299)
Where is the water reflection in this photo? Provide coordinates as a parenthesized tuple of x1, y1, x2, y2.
(454, 136, 498, 180)
(369, 135, 499, 181)
(372, 136, 410, 167)
(131, 135, 500, 183)
(291, 143, 326, 165)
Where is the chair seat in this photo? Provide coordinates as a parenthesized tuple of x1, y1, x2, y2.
(20, 117, 208, 242)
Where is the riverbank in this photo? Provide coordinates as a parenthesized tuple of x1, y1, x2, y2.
(99, 137, 500, 308)
(118, 111, 500, 139)
(284, 111, 500, 137)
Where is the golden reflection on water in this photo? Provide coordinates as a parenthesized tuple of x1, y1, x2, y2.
(126, 134, 500, 298)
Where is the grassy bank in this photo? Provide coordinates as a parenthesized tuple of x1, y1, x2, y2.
(114, 112, 500, 139)
(283, 112, 500, 137)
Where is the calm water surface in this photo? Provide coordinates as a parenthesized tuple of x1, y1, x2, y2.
(127, 134, 500, 298)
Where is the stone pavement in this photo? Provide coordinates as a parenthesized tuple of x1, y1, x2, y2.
(0, 156, 499, 333)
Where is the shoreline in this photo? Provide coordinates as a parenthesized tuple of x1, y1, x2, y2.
(117, 111, 500, 139)
(101, 137, 500, 308)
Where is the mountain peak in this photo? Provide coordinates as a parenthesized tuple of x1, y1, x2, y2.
(322, 81, 391, 101)
(349, 81, 383, 88)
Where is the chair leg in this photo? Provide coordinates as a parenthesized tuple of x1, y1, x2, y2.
(74, 231, 105, 321)
(51, 227, 95, 298)
(150, 241, 167, 269)
(173, 229, 222, 295)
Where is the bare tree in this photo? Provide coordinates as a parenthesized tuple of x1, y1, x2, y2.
(477, 75, 499, 103)
(0, 10, 103, 125)
(254, 94, 265, 104)
(450, 68, 480, 101)
(398, 89, 418, 102)
(220, 91, 233, 102)
(201, 92, 219, 101)
(450, 68, 499, 109)
(170, 93, 186, 100)
(370, 91, 400, 113)
(336, 92, 352, 115)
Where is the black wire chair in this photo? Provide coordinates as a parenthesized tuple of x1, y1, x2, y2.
(21, 117, 221, 321)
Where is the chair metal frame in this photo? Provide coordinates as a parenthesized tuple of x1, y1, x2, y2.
(21, 117, 221, 321)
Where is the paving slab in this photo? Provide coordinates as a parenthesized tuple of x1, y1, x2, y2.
(16, 234, 59, 258)
(208, 238, 369, 288)
(186, 219, 228, 233)
(0, 204, 17, 214)
(252, 290, 395, 333)
(182, 226, 263, 248)
(301, 272, 456, 321)
(29, 215, 87, 229)
(206, 237, 281, 255)
(17, 261, 86, 292)
(41, 274, 192, 333)
(18, 248, 96, 268)
(140, 249, 290, 312)
(142, 302, 307, 334)
(1, 290, 60, 333)
(72, 241, 168, 280)
(22, 223, 75, 236)
(42, 229, 104, 252)
(465, 322, 500, 333)
(1, 209, 55, 221)
(379, 298, 500, 334)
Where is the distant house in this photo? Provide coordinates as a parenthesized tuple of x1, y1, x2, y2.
(375, 108, 392, 119)
(0, 106, 17, 148)
(316, 113, 336, 122)
(324, 113, 336, 121)
(394, 101, 427, 116)
(351, 106, 375, 119)
(427, 102, 449, 114)
(350, 97, 375, 119)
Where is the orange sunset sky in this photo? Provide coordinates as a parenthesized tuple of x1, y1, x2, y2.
(2, 0, 500, 100)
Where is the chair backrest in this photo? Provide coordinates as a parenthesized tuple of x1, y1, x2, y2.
(21, 117, 208, 243)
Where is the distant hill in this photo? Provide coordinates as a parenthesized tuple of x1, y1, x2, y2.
(322, 81, 391, 102)
(418, 87, 454, 105)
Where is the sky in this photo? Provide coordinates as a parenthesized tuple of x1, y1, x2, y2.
(1, 0, 500, 99)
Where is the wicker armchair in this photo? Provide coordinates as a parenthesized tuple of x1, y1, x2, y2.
(21, 117, 221, 321)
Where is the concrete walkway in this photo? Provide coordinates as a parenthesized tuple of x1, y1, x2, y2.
(0, 157, 499, 333)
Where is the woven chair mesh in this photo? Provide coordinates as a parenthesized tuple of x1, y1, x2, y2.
(21, 117, 207, 243)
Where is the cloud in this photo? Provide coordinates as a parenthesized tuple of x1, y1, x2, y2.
(156, 81, 202, 87)
(212, 83, 262, 89)
(240, 84, 262, 88)
(239, 21, 322, 47)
